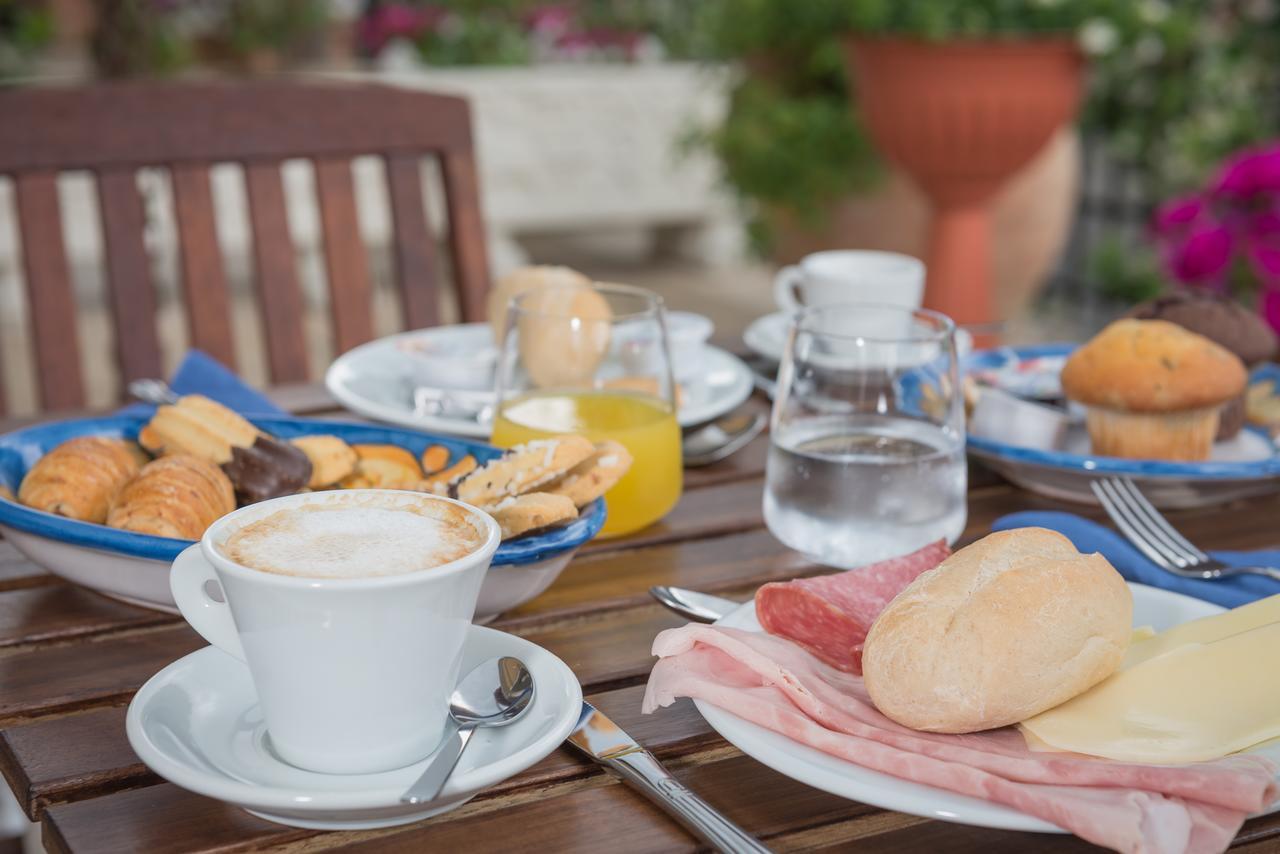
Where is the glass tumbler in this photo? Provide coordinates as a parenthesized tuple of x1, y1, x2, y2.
(490, 283, 683, 538)
(764, 303, 966, 568)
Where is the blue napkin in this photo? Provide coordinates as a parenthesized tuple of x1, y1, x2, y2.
(117, 350, 285, 417)
(992, 511, 1280, 609)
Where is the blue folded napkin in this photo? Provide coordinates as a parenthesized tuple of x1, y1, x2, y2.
(117, 350, 285, 417)
(992, 511, 1280, 609)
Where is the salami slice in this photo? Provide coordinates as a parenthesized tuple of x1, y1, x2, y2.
(755, 540, 950, 674)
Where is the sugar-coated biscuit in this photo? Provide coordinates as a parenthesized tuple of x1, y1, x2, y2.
(544, 441, 632, 508)
(488, 492, 578, 539)
(457, 436, 595, 508)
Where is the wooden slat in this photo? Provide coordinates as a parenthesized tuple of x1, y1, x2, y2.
(40, 751, 885, 854)
(0, 586, 174, 649)
(581, 475, 766, 557)
(0, 626, 203, 726)
(0, 83, 474, 174)
(0, 706, 152, 820)
(314, 157, 374, 355)
(95, 169, 163, 387)
(171, 164, 236, 368)
(243, 161, 308, 382)
(385, 153, 441, 330)
(14, 172, 84, 411)
(440, 148, 490, 322)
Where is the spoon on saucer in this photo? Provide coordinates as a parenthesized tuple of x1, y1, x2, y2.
(401, 656, 534, 805)
(682, 411, 766, 467)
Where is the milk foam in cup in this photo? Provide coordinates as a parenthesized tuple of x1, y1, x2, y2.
(170, 489, 502, 775)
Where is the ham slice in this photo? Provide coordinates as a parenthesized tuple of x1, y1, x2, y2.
(643, 625, 1279, 854)
(755, 539, 950, 673)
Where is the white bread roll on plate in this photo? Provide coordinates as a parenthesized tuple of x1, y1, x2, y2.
(862, 528, 1132, 733)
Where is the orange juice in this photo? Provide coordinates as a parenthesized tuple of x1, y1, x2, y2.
(490, 390, 682, 538)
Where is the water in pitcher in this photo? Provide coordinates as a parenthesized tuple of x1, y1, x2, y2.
(764, 414, 966, 568)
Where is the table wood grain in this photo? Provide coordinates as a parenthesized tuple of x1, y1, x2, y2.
(0, 389, 1276, 854)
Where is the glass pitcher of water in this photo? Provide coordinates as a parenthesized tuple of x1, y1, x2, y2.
(764, 303, 966, 568)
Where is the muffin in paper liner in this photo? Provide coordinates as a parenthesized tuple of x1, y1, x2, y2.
(1083, 405, 1221, 461)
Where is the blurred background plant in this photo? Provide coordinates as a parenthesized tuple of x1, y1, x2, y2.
(0, 0, 52, 79)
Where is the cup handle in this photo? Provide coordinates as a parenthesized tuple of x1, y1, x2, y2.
(170, 544, 246, 662)
(772, 265, 803, 312)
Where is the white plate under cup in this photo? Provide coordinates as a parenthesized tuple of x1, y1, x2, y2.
(773, 251, 925, 327)
(169, 490, 501, 776)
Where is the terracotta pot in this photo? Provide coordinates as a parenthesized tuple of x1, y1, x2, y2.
(842, 37, 1084, 341)
(767, 128, 1080, 322)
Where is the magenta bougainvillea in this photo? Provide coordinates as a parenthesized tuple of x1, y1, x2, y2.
(1154, 144, 1280, 330)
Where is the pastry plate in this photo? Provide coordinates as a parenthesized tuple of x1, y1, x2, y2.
(325, 323, 755, 437)
(966, 344, 1280, 508)
(698, 583, 1280, 833)
(0, 416, 604, 620)
(127, 625, 581, 829)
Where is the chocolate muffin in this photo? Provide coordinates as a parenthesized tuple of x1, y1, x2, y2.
(1127, 290, 1277, 439)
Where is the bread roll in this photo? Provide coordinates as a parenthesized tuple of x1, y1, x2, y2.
(107, 455, 235, 539)
(862, 528, 1131, 733)
(19, 437, 144, 523)
(487, 265, 591, 344)
(517, 285, 613, 389)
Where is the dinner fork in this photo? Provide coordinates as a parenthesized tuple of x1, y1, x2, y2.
(1090, 477, 1280, 582)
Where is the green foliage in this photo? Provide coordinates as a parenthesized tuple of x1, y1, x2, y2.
(0, 0, 52, 79)
(1083, 0, 1280, 194)
(221, 0, 326, 60)
(844, 0, 1140, 39)
(1090, 237, 1165, 305)
(90, 0, 193, 78)
(415, 3, 531, 67)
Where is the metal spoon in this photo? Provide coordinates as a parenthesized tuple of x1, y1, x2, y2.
(401, 656, 534, 804)
(411, 385, 495, 425)
(682, 411, 766, 467)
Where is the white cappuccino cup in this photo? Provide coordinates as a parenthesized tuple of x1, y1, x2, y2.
(170, 489, 501, 775)
(773, 250, 925, 314)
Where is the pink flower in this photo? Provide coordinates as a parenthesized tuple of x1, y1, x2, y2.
(1213, 146, 1280, 199)
(1152, 195, 1205, 236)
(1167, 225, 1233, 283)
(1261, 288, 1280, 331)
(359, 4, 444, 56)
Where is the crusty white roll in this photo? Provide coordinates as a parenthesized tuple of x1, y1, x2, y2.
(862, 528, 1131, 733)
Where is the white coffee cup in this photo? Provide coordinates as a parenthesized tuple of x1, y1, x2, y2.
(773, 250, 925, 314)
(170, 489, 502, 775)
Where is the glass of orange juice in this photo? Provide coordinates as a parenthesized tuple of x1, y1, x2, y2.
(490, 283, 682, 538)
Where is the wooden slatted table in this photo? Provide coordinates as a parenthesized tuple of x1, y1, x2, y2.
(1, 389, 1278, 854)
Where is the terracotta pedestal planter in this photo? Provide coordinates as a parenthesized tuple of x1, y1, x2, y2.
(843, 38, 1084, 342)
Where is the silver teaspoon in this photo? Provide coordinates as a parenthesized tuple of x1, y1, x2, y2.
(401, 656, 535, 804)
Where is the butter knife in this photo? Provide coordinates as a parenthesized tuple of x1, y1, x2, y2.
(566, 701, 771, 854)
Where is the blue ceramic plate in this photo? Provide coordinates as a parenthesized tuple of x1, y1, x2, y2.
(0, 414, 605, 567)
(965, 343, 1280, 507)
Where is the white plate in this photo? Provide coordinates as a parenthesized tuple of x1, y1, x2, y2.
(127, 625, 581, 830)
(325, 324, 754, 437)
(696, 583, 1280, 833)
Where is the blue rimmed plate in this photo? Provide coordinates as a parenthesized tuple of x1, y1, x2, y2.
(966, 343, 1280, 508)
(0, 416, 605, 619)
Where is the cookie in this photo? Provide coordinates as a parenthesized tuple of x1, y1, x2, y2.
(544, 440, 633, 508)
(420, 444, 451, 475)
(291, 435, 358, 488)
(421, 454, 478, 495)
(457, 435, 596, 508)
(338, 444, 422, 490)
(488, 492, 578, 539)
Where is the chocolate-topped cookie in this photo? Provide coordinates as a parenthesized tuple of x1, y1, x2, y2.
(1127, 290, 1276, 439)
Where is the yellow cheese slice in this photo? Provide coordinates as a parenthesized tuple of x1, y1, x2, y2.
(1123, 594, 1280, 668)
(1020, 616, 1280, 764)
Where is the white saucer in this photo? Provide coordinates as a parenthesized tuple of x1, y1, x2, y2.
(325, 324, 754, 436)
(126, 626, 582, 830)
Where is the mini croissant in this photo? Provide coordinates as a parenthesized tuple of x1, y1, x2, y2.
(107, 455, 235, 540)
(19, 437, 144, 524)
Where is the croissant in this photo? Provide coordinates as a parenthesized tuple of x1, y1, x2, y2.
(19, 437, 144, 523)
(107, 455, 235, 539)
